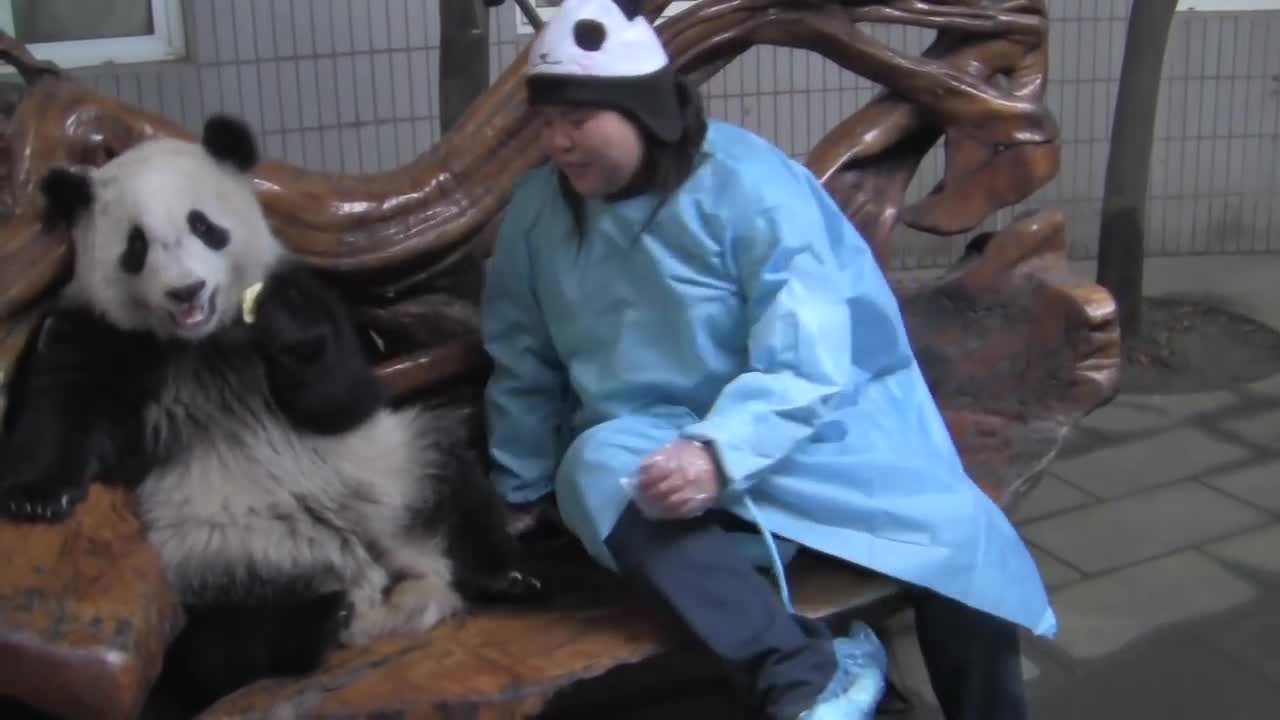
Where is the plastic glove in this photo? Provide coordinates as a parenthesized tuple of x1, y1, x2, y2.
(623, 439, 723, 520)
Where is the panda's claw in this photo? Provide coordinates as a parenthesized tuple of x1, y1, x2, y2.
(502, 569, 544, 596)
(515, 570, 542, 591)
(0, 487, 82, 523)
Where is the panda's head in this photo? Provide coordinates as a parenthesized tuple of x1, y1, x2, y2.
(38, 114, 285, 342)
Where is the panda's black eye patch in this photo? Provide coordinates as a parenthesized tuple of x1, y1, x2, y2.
(120, 226, 149, 275)
(188, 209, 229, 251)
(573, 19, 607, 52)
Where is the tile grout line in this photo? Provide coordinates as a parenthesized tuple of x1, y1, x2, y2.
(1043, 469, 1106, 503)
(1025, 540, 1091, 579)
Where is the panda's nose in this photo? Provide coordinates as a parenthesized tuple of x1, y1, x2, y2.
(166, 280, 206, 304)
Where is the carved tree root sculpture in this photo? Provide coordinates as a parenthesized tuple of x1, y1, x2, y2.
(901, 208, 1120, 506)
(0, 0, 1063, 340)
(0, 1, 1121, 718)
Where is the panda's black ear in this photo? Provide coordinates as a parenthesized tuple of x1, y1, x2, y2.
(613, 0, 641, 20)
(39, 168, 94, 229)
(202, 113, 259, 172)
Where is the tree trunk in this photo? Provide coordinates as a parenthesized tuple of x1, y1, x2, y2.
(439, 0, 492, 135)
(1095, 0, 1178, 341)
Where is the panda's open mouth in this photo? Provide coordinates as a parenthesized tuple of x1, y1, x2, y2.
(171, 290, 218, 330)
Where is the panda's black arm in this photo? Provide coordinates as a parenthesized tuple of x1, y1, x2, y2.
(0, 308, 163, 521)
(251, 263, 387, 435)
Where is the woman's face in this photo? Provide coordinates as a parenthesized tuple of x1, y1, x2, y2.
(536, 105, 644, 196)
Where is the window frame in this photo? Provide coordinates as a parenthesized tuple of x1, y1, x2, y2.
(1175, 0, 1280, 10)
(515, 1, 700, 34)
(0, 0, 186, 72)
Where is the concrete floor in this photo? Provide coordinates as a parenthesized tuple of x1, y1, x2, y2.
(884, 254, 1280, 720)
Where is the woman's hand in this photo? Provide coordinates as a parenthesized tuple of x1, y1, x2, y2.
(632, 440, 723, 519)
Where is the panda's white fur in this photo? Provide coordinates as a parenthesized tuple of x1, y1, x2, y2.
(1, 115, 536, 689)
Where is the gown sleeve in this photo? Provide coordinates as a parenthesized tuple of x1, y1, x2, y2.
(678, 196, 915, 495)
(481, 173, 570, 504)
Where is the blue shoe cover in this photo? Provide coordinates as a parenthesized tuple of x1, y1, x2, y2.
(797, 621, 887, 720)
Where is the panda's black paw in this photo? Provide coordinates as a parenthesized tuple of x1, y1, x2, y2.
(462, 568, 549, 605)
(249, 266, 337, 367)
(269, 591, 352, 677)
(318, 591, 355, 641)
(0, 481, 88, 523)
(499, 569, 544, 597)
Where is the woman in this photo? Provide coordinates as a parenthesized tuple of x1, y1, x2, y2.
(481, 1, 1054, 718)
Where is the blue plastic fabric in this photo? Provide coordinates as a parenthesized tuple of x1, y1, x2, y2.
(481, 119, 1056, 638)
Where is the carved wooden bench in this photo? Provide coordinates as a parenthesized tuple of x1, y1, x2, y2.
(0, 2, 1120, 718)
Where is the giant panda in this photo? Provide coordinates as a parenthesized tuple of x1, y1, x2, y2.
(0, 113, 542, 712)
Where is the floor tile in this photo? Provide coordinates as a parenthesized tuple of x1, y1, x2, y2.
(1019, 482, 1270, 574)
(1026, 615, 1280, 720)
(1203, 524, 1280, 575)
(1242, 370, 1280, 397)
(1013, 474, 1095, 523)
(1219, 407, 1280, 450)
(1076, 392, 1236, 435)
(1030, 546, 1083, 588)
(1053, 425, 1254, 499)
(1204, 459, 1280, 513)
(1044, 550, 1257, 661)
(1187, 591, 1280, 686)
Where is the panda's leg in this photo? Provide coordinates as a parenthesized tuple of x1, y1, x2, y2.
(248, 262, 387, 436)
(329, 444, 471, 643)
(433, 440, 548, 603)
(363, 438, 545, 623)
(340, 531, 467, 646)
(157, 589, 352, 714)
(144, 487, 395, 654)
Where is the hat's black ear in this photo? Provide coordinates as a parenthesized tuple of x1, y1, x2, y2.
(613, 0, 641, 20)
(202, 113, 259, 172)
(39, 167, 94, 229)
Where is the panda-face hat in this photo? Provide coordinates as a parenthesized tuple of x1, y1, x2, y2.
(526, 0, 683, 143)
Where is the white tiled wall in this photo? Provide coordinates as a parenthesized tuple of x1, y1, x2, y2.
(59, 0, 1280, 268)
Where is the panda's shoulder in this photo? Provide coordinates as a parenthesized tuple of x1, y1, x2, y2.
(36, 303, 139, 357)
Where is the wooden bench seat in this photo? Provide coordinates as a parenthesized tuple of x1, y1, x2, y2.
(194, 541, 903, 719)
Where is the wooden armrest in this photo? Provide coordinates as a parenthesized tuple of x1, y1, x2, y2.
(0, 486, 183, 720)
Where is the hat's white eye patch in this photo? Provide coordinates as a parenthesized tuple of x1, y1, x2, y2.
(573, 19, 607, 51)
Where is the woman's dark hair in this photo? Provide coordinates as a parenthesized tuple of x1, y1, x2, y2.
(558, 74, 708, 240)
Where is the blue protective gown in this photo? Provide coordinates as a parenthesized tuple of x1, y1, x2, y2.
(481, 119, 1056, 637)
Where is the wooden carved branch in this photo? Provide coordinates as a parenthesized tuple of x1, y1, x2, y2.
(0, 0, 1059, 369)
